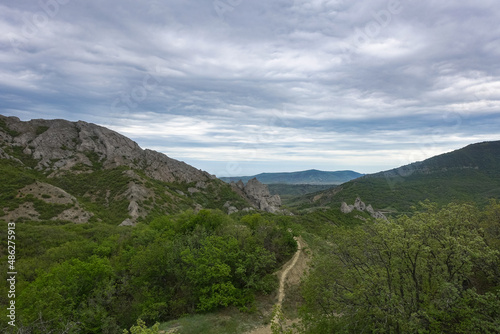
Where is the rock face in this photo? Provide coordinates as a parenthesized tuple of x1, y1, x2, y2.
(0, 115, 212, 184)
(0, 115, 243, 225)
(341, 197, 387, 220)
(231, 178, 282, 213)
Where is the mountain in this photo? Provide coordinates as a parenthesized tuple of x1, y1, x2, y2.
(295, 141, 500, 213)
(220, 169, 364, 185)
(0, 115, 280, 225)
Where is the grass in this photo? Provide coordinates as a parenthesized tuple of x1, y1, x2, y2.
(50, 167, 132, 224)
(35, 126, 49, 136)
(0, 118, 20, 137)
(158, 293, 276, 334)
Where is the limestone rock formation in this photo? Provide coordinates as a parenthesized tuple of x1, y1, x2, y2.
(119, 181, 153, 226)
(0, 115, 239, 225)
(4, 181, 93, 223)
(340, 201, 354, 214)
(340, 197, 387, 220)
(223, 201, 239, 215)
(0, 115, 212, 184)
(230, 178, 282, 213)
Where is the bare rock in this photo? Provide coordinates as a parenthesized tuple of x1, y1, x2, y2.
(341, 197, 387, 220)
(2, 181, 93, 223)
(119, 218, 135, 226)
(227, 206, 238, 214)
(194, 203, 203, 213)
(354, 197, 366, 211)
(122, 181, 153, 225)
(0, 115, 212, 184)
(231, 178, 282, 213)
(195, 181, 207, 189)
(241, 207, 255, 212)
(341, 202, 354, 214)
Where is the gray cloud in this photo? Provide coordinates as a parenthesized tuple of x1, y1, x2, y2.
(1, 0, 500, 176)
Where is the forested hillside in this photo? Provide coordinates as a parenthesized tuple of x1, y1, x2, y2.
(0, 210, 297, 332)
(299, 201, 500, 333)
(294, 141, 500, 213)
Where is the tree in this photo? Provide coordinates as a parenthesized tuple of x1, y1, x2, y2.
(123, 319, 159, 334)
(301, 203, 500, 333)
(17, 255, 118, 333)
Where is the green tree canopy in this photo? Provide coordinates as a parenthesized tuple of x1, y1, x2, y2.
(301, 203, 500, 333)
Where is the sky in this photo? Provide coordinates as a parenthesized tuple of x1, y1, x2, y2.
(1, 0, 500, 177)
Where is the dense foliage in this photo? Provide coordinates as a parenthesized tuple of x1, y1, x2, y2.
(300, 202, 500, 333)
(0, 210, 297, 333)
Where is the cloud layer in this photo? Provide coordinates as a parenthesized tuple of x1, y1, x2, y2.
(1, 0, 499, 176)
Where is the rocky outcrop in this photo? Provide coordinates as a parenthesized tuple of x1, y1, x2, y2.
(223, 201, 239, 215)
(0, 115, 212, 184)
(341, 197, 387, 220)
(0, 115, 270, 225)
(2, 181, 93, 223)
(118, 181, 153, 226)
(340, 201, 354, 214)
(230, 178, 282, 213)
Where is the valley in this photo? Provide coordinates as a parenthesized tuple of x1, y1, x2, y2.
(1, 115, 499, 334)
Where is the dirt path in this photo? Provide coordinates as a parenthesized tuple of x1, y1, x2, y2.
(277, 237, 302, 305)
(246, 236, 308, 334)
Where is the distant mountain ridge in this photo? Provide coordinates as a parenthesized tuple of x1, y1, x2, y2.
(297, 141, 500, 213)
(221, 169, 364, 185)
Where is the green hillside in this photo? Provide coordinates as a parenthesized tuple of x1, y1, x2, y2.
(293, 141, 500, 213)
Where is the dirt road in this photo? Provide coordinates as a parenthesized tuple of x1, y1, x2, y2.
(246, 236, 307, 334)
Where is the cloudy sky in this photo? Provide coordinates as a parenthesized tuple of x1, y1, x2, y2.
(1, 0, 500, 176)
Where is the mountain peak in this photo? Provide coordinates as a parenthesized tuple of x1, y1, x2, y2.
(0, 115, 212, 183)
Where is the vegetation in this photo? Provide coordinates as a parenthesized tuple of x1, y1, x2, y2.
(293, 141, 500, 213)
(0, 210, 296, 333)
(300, 202, 500, 333)
(268, 184, 334, 204)
(0, 118, 20, 137)
(319, 169, 500, 213)
(1, 125, 500, 334)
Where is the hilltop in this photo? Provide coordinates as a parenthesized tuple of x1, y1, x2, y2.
(295, 141, 500, 213)
(0, 115, 281, 225)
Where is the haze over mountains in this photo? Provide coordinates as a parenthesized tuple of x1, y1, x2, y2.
(221, 170, 364, 185)
(301, 140, 500, 213)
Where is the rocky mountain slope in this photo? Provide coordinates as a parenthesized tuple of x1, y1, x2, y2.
(0, 115, 211, 183)
(295, 141, 500, 213)
(0, 115, 281, 225)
